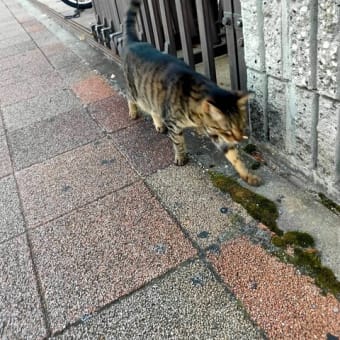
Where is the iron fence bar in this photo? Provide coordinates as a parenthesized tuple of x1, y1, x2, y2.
(159, 0, 176, 55)
(147, 0, 164, 50)
(139, 0, 155, 44)
(195, 0, 216, 82)
(222, 0, 239, 90)
(175, 0, 195, 68)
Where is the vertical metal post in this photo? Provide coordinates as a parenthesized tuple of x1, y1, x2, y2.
(159, 0, 176, 55)
(196, 0, 216, 82)
(175, 0, 195, 68)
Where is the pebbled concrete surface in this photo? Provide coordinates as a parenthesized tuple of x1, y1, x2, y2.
(55, 260, 264, 339)
(29, 182, 195, 333)
(0, 0, 339, 338)
(0, 235, 46, 339)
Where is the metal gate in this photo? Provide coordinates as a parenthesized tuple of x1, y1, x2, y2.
(91, 0, 246, 91)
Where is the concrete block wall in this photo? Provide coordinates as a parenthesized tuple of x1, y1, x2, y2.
(242, 0, 340, 202)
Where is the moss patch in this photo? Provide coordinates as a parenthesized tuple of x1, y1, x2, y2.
(272, 231, 315, 248)
(318, 193, 340, 215)
(209, 172, 282, 235)
(209, 171, 340, 299)
(244, 144, 257, 154)
(292, 248, 340, 297)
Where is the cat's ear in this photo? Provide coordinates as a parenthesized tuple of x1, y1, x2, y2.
(236, 92, 253, 111)
(202, 98, 226, 122)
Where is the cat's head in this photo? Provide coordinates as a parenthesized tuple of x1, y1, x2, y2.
(201, 91, 250, 147)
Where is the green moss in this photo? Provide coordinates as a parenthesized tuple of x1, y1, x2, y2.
(209, 172, 282, 235)
(272, 231, 315, 248)
(243, 144, 257, 154)
(251, 161, 261, 170)
(291, 248, 340, 297)
(318, 193, 340, 215)
(209, 171, 340, 298)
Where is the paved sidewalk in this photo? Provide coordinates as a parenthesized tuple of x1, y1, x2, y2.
(0, 0, 339, 339)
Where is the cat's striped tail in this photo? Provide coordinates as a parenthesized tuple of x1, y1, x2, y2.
(124, 0, 141, 45)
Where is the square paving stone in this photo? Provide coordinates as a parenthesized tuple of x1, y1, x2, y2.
(0, 40, 36, 60)
(0, 71, 65, 107)
(111, 120, 173, 176)
(88, 93, 136, 133)
(16, 137, 138, 227)
(0, 57, 54, 87)
(40, 42, 67, 57)
(8, 108, 103, 170)
(22, 20, 45, 33)
(0, 235, 47, 338)
(0, 130, 12, 179)
(0, 33, 31, 49)
(47, 49, 80, 70)
(208, 237, 340, 340)
(2, 89, 82, 131)
(55, 260, 263, 339)
(29, 182, 196, 333)
(0, 48, 44, 72)
(146, 164, 254, 248)
(0, 176, 25, 243)
(71, 75, 116, 104)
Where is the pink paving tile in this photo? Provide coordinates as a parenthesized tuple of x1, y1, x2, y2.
(88, 92, 137, 132)
(16, 138, 138, 227)
(22, 20, 45, 33)
(29, 181, 196, 332)
(71, 75, 115, 104)
(208, 237, 340, 339)
(111, 120, 174, 176)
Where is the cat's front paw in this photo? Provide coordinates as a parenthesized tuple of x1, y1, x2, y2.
(174, 155, 188, 166)
(155, 125, 168, 134)
(244, 173, 262, 186)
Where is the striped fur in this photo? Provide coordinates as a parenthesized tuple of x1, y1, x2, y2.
(122, 0, 261, 186)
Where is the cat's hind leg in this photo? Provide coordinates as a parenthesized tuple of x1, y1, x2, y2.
(128, 101, 139, 120)
(225, 147, 262, 186)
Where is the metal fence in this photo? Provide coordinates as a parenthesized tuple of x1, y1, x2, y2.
(91, 0, 246, 91)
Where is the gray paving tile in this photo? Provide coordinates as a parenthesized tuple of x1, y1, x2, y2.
(0, 33, 31, 49)
(146, 164, 255, 248)
(111, 120, 173, 176)
(0, 235, 47, 338)
(16, 138, 138, 227)
(47, 49, 80, 70)
(0, 58, 54, 87)
(57, 63, 97, 86)
(0, 40, 36, 60)
(0, 71, 65, 107)
(0, 129, 11, 179)
(29, 182, 195, 333)
(2, 89, 82, 131)
(8, 108, 103, 170)
(55, 260, 263, 339)
(0, 176, 24, 243)
(0, 48, 47, 72)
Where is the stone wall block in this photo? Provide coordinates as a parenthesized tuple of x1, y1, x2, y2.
(294, 88, 317, 168)
(247, 70, 267, 141)
(241, 3, 265, 72)
(317, 97, 339, 181)
(263, 0, 283, 77)
(289, 0, 317, 88)
(267, 77, 287, 149)
(317, 0, 340, 99)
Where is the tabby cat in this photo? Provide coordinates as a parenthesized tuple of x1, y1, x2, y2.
(122, 0, 261, 186)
